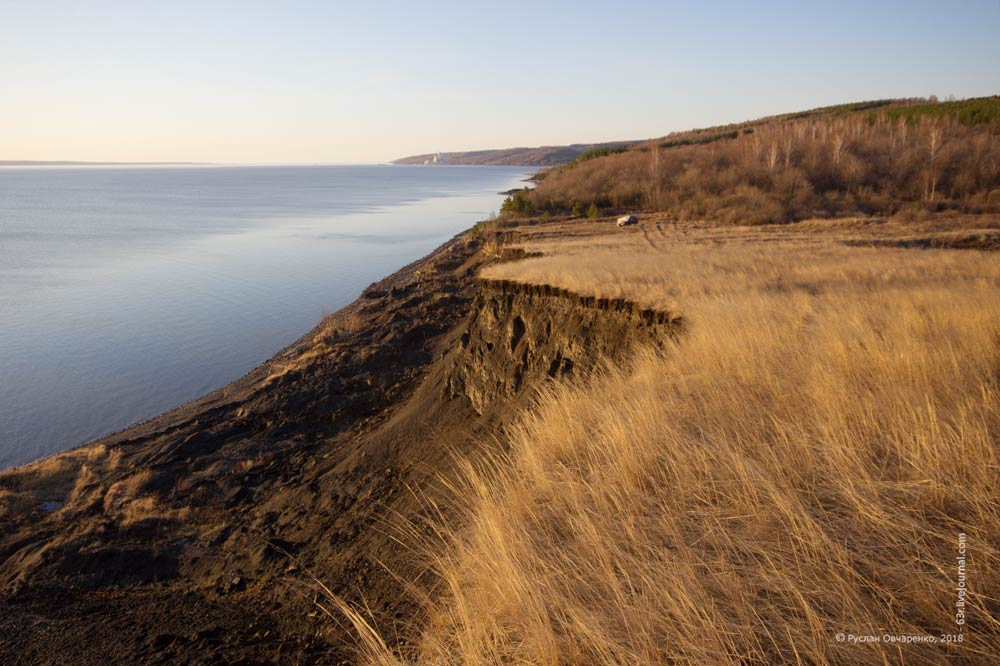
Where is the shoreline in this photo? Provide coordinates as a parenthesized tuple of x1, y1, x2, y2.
(0, 212, 516, 661)
(44, 226, 477, 470)
(2, 210, 676, 662)
(0, 165, 529, 470)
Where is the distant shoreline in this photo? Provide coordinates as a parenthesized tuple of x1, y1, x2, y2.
(0, 160, 207, 166)
(0, 161, 526, 168)
(392, 140, 637, 167)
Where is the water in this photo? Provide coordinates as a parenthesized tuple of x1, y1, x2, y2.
(0, 165, 528, 468)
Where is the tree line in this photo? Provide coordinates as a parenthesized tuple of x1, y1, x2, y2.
(509, 97, 1000, 224)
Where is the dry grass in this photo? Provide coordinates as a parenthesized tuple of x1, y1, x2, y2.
(118, 495, 190, 526)
(481, 218, 1000, 315)
(0, 443, 121, 517)
(2, 440, 187, 526)
(412, 292, 1000, 664)
(102, 469, 154, 513)
(343, 219, 1000, 664)
(0, 488, 35, 518)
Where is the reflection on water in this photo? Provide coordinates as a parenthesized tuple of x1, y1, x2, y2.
(0, 165, 527, 468)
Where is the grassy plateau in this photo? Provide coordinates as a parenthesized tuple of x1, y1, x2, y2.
(338, 96, 1000, 665)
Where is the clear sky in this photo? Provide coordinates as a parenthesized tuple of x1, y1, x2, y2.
(2, 0, 998, 164)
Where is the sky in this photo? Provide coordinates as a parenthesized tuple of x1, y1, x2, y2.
(2, 0, 999, 164)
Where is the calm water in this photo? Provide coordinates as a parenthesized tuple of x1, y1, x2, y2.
(0, 165, 527, 468)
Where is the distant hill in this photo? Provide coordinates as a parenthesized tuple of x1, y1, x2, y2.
(391, 141, 638, 167)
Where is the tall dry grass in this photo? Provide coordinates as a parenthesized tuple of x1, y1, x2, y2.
(342, 228, 1000, 664)
(480, 222, 1000, 315)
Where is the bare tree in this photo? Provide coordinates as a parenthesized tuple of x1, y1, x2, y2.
(832, 134, 845, 170)
(926, 124, 944, 201)
(782, 133, 795, 168)
(647, 146, 662, 208)
(767, 140, 779, 174)
(851, 117, 863, 140)
(928, 125, 943, 166)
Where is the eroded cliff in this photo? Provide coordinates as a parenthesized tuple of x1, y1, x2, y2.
(0, 222, 679, 664)
(448, 280, 680, 414)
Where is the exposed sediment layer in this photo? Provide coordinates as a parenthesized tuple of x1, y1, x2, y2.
(448, 279, 681, 414)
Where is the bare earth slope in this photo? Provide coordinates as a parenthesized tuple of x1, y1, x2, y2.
(0, 220, 678, 664)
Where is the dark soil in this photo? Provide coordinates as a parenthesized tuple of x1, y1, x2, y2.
(0, 221, 678, 664)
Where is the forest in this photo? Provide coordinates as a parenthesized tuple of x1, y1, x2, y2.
(512, 96, 1000, 225)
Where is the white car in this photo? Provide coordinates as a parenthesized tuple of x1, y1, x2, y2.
(617, 214, 638, 227)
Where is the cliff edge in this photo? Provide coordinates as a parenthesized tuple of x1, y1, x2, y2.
(0, 218, 678, 664)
